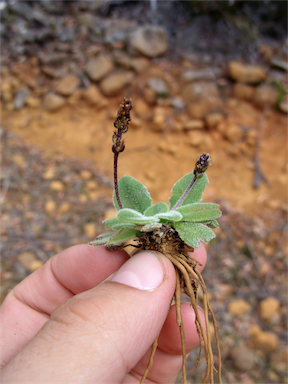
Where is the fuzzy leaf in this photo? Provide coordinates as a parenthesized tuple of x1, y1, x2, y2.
(106, 227, 141, 245)
(144, 202, 169, 216)
(176, 203, 221, 222)
(138, 223, 163, 232)
(173, 222, 216, 248)
(205, 220, 219, 229)
(169, 173, 209, 209)
(117, 208, 159, 225)
(113, 176, 152, 213)
(89, 232, 116, 246)
(104, 217, 135, 230)
(157, 211, 183, 222)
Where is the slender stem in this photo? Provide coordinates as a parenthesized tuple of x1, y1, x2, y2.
(114, 152, 123, 209)
(172, 174, 197, 210)
(140, 334, 159, 384)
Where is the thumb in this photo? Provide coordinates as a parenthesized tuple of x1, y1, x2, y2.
(1, 251, 176, 383)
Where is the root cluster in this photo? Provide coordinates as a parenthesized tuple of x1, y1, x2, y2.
(135, 226, 222, 384)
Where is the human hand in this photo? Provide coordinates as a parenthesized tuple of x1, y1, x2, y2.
(0, 243, 207, 383)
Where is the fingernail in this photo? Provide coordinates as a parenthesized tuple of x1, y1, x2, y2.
(111, 251, 165, 291)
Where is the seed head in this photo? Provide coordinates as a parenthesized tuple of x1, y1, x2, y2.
(112, 97, 132, 154)
(194, 153, 211, 178)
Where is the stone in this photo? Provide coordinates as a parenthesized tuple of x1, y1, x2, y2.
(228, 61, 266, 84)
(245, 129, 257, 147)
(84, 223, 97, 238)
(28, 260, 44, 271)
(113, 50, 131, 69)
(253, 84, 278, 107)
(85, 180, 98, 190)
(205, 112, 224, 129)
(67, 90, 82, 106)
(134, 99, 150, 117)
(80, 170, 93, 180)
(183, 68, 220, 82)
(170, 97, 186, 110)
(143, 87, 157, 105)
(259, 297, 280, 322)
(183, 82, 222, 119)
(184, 119, 205, 130)
(43, 93, 65, 111)
(85, 55, 114, 82)
(222, 123, 243, 143)
(42, 66, 67, 78)
(26, 96, 41, 108)
(131, 57, 149, 74)
(188, 130, 204, 147)
(39, 52, 68, 65)
(249, 325, 279, 353)
(153, 107, 166, 130)
(100, 71, 134, 96)
(130, 25, 168, 58)
(233, 83, 255, 101)
(42, 166, 55, 180)
(270, 347, 288, 373)
(230, 344, 255, 371)
(147, 77, 169, 96)
(228, 299, 252, 315)
(279, 97, 288, 114)
(14, 89, 30, 109)
(49, 180, 65, 192)
(45, 200, 57, 214)
(17, 252, 41, 271)
(1, 81, 13, 102)
(55, 75, 81, 96)
(82, 85, 102, 105)
(59, 202, 71, 214)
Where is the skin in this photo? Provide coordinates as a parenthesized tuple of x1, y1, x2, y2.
(0, 243, 207, 383)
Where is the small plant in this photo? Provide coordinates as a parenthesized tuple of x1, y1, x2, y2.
(90, 97, 222, 384)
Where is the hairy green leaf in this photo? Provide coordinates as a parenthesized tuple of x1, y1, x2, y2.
(173, 222, 216, 248)
(176, 203, 221, 222)
(113, 176, 152, 213)
(169, 173, 209, 209)
(89, 232, 116, 245)
(104, 217, 135, 230)
(144, 202, 169, 216)
(106, 227, 141, 245)
(205, 219, 219, 229)
(117, 208, 160, 225)
(157, 211, 183, 221)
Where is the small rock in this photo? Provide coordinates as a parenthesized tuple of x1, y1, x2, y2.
(49, 180, 65, 192)
(143, 87, 157, 105)
(84, 223, 97, 238)
(42, 166, 55, 180)
(227, 299, 252, 315)
(130, 116, 142, 129)
(55, 75, 81, 96)
(86, 180, 98, 190)
(131, 57, 149, 74)
(82, 85, 102, 105)
(17, 252, 41, 271)
(253, 84, 278, 107)
(85, 55, 114, 82)
(43, 93, 65, 111)
(233, 83, 255, 101)
(26, 96, 41, 108)
(249, 325, 279, 353)
(270, 347, 288, 374)
(270, 57, 288, 72)
(147, 77, 169, 96)
(80, 170, 93, 180)
(188, 130, 204, 147)
(67, 90, 82, 106)
(228, 61, 266, 84)
(14, 88, 30, 110)
(42, 66, 67, 79)
(259, 297, 280, 322)
(1, 81, 13, 102)
(134, 99, 150, 117)
(230, 344, 255, 371)
(266, 370, 280, 383)
(104, 208, 117, 220)
(59, 202, 71, 214)
(222, 123, 243, 143)
(12, 154, 26, 167)
(245, 129, 257, 147)
(39, 52, 68, 65)
(205, 112, 224, 129)
(100, 71, 134, 96)
(79, 194, 88, 203)
(279, 96, 288, 114)
(113, 49, 131, 69)
(183, 68, 219, 82)
(184, 119, 204, 130)
(45, 200, 57, 214)
(153, 107, 166, 129)
(170, 97, 186, 110)
(130, 25, 168, 58)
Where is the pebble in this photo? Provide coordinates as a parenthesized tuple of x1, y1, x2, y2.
(270, 347, 288, 373)
(152, 107, 166, 129)
(221, 123, 243, 143)
(130, 57, 149, 74)
(259, 297, 280, 322)
(26, 96, 41, 108)
(42, 166, 55, 180)
(82, 85, 102, 105)
(85, 180, 98, 190)
(233, 83, 255, 101)
(85, 54, 114, 82)
(113, 49, 131, 69)
(83, 223, 97, 238)
(43, 92, 65, 111)
(42, 66, 67, 78)
(130, 25, 168, 58)
(253, 84, 278, 107)
(55, 75, 81, 96)
(169, 97, 186, 110)
(143, 87, 157, 105)
(227, 299, 252, 315)
(228, 61, 266, 84)
(279, 97, 288, 114)
(17, 252, 42, 271)
(249, 324, 279, 352)
(205, 112, 224, 129)
(49, 180, 65, 192)
(182, 68, 220, 82)
(147, 77, 169, 96)
(184, 119, 204, 130)
(45, 200, 57, 214)
(59, 202, 71, 214)
(245, 129, 257, 147)
(80, 170, 93, 180)
(100, 71, 134, 96)
(230, 344, 255, 371)
(14, 88, 30, 109)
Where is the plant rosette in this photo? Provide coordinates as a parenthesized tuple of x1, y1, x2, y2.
(90, 98, 222, 384)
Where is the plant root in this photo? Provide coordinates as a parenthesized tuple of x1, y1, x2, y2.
(136, 226, 222, 384)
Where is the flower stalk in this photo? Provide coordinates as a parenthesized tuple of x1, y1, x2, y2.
(112, 97, 132, 209)
(172, 153, 211, 210)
